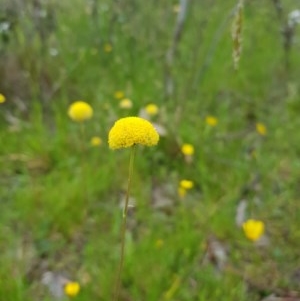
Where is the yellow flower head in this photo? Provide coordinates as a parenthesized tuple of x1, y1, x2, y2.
(0, 93, 6, 103)
(242, 219, 265, 241)
(205, 115, 218, 127)
(145, 103, 159, 116)
(90, 136, 102, 146)
(64, 281, 80, 297)
(119, 98, 133, 109)
(181, 143, 194, 156)
(256, 122, 267, 136)
(104, 43, 112, 52)
(108, 117, 159, 149)
(68, 101, 93, 122)
(180, 180, 194, 190)
(114, 91, 125, 99)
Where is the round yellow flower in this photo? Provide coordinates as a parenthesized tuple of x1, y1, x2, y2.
(256, 122, 267, 136)
(181, 143, 194, 156)
(180, 180, 194, 190)
(242, 219, 265, 241)
(205, 115, 218, 127)
(68, 101, 93, 122)
(145, 103, 159, 116)
(0, 93, 6, 103)
(64, 281, 80, 297)
(90, 136, 102, 146)
(114, 91, 124, 99)
(119, 98, 133, 109)
(108, 116, 159, 149)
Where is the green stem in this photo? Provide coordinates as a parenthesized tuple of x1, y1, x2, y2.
(79, 122, 86, 153)
(113, 145, 136, 301)
(79, 122, 88, 220)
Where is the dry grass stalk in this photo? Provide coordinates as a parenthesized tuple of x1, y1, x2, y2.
(231, 0, 244, 70)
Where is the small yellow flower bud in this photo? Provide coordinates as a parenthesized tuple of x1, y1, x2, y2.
(205, 115, 218, 127)
(242, 219, 265, 241)
(90, 136, 102, 146)
(145, 103, 159, 116)
(114, 91, 124, 99)
(64, 281, 80, 297)
(68, 101, 93, 122)
(119, 98, 133, 109)
(181, 144, 194, 156)
(256, 122, 267, 136)
(180, 180, 194, 190)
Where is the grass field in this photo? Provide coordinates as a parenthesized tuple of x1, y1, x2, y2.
(1, 0, 300, 300)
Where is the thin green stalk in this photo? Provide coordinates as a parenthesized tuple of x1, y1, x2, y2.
(79, 122, 88, 156)
(79, 122, 89, 220)
(113, 144, 136, 301)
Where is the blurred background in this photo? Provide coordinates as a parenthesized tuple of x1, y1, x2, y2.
(1, 0, 300, 300)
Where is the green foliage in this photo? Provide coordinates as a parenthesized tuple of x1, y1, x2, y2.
(1, 0, 300, 300)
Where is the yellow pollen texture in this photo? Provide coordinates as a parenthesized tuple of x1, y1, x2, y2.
(108, 116, 159, 149)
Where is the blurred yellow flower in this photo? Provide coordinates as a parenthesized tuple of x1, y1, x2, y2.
(104, 43, 112, 52)
(256, 122, 267, 136)
(114, 91, 125, 99)
(181, 143, 194, 156)
(178, 180, 194, 198)
(205, 115, 218, 127)
(180, 180, 194, 190)
(155, 239, 164, 249)
(145, 103, 159, 116)
(68, 101, 93, 122)
(90, 136, 102, 146)
(119, 98, 133, 109)
(0, 93, 6, 103)
(64, 281, 80, 297)
(108, 116, 159, 149)
(242, 219, 265, 241)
